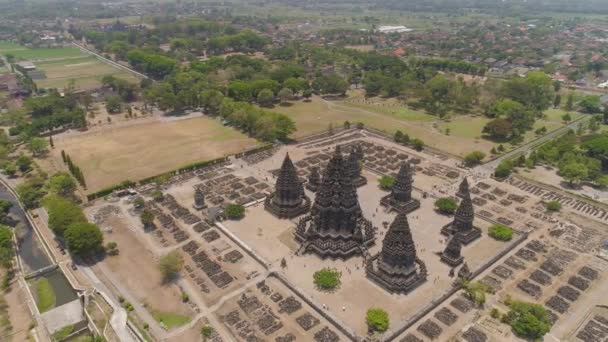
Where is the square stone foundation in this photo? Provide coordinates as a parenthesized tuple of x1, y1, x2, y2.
(380, 195, 421, 214)
(440, 223, 482, 245)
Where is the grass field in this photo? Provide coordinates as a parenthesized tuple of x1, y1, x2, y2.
(34, 56, 139, 90)
(152, 311, 190, 329)
(0, 41, 83, 61)
(35, 277, 56, 313)
(53, 116, 259, 192)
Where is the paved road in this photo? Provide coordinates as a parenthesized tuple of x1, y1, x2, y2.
(71, 41, 150, 80)
(480, 115, 593, 173)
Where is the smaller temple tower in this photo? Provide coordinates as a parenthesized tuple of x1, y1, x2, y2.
(346, 144, 367, 187)
(456, 177, 469, 198)
(193, 188, 207, 210)
(441, 183, 481, 244)
(305, 167, 321, 192)
(264, 153, 311, 219)
(366, 213, 427, 293)
(380, 162, 420, 214)
(440, 235, 464, 267)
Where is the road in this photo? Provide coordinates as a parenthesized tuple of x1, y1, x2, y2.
(71, 41, 150, 80)
(479, 115, 593, 173)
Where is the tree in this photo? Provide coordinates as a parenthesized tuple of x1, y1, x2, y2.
(559, 162, 587, 185)
(158, 251, 183, 282)
(200, 90, 224, 116)
(462, 281, 490, 306)
(46, 172, 76, 197)
(0, 225, 14, 268)
(4, 163, 16, 178)
(366, 308, 390, 332)
(546, 201, 561, 212)
(28, 137, 49, 156)
(411, 138, 424, 151)
(16, 182, 43, 209)
(394, 130, 404, 143)
(64, 222, 104, 257)
(225, 204, 245, 220)
(313, 267, 341, 291)
(553, 94, 561, 108)
(483, 118, 513, 141)
(494, 160, 513, 178)
(504, 301, 551, 339)
(257, 88, 274, 107)
(435, 198, 457, 215)
(501, 71, 555, 112)
(105, 95, 122, 114)
(16, 155, 32, 173)
(45, 196, 87, 236)
(565, 93, 574, 111)
(378, 176, 394, 191)
(579, 95, 602, 113)
(140, 209, 155, 228)
(0, 200, 12, 224)
(489, 224, 513, 241)
(278, 87, 293, 103)
(105, 241, 119, 256)
(561, 113, 572, 124)
(464, 151, 486, 167)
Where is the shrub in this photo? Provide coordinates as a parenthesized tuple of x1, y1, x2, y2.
(464, 151, 486, 167)
(504, 301, 551, 339)
(366, 308, 390, 332)
(225, 204, 245, 219)
(489, 224, 513, 241)
(313, 267, 341, 291)
(159, 251, 184, 282)
(378, 176, 394, 191)
(151, 190, 164, 202)
(494, 160, 513, 178)
(435, 197, 458, 215)
(546, 201, 561, 212)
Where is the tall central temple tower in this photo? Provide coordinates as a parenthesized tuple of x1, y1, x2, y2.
(295, 146, 376, 259)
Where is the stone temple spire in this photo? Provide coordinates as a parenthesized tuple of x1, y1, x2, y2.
(456, 177, 470, 198)
(381, 162, 420, 214)
(366, 213, 427, 293)
(441, 235, 464, 267)
(345, 143, 366, 187)
(441, 180, 481, 244)
(295, 146, 375, 259)
(264, 153, 311, 219)
(305, 166, 321, 192)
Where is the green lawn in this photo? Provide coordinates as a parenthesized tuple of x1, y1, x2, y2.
(438, 116, 491, 139)
(153, 311, 190, 329)
(35, 277, 56, 313)
(0, 42, 83, 61)
(339, 100, 436, 122)
(52, 324, 74, 341)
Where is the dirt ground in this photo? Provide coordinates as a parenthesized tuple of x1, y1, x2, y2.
(100, 215, 193, 320)
(4, 281, 34, 342)
(52, 115, 258, 192)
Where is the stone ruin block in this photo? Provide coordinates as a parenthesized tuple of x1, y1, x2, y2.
(450, 296, 474, 313)
(579, 266, 599, 281)
(476, 182, 491, 190)
(546, 310, 559, 325)
(270, 292, 283, 303)
(202, 230, 221, 242)
(491, 265, 513, 279)
(472, 197, 487, 206)
(515, 248, 538, 262)
(462, 327, 487, 342)
(540, 260, 563, 276)
(504, 257, 526, 270)
(295, 313, 320, 331)
(557, 286, 580, 302)
(275, 333, 295, 342)
(400, 334, 423, 342)
(517, 279, 542, 298)
(193, 221, 211, 233)
(224, 250, 244, 263)
(568, 276, 590, 291)
(278, 296, 302, 315)
(496, 217, 513, 226)
(529, 270, 552, 286)
(545, 295, 569, 314)
(499, 199, 512, 207)
(576, 319, 608, 342)
(594, 315, 608, 326)
(417, 319, 442, 339)
(525, 240, 547, 253)
(314, 327, 339, 342)
(480, 275, 501, 292)
(492, 188, 507, 197)
(434, 307, 458, 326)
(481, 193, 497, 201)
(446, 171, 459, 179)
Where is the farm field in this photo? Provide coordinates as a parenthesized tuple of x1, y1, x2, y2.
(34, 56, 139, 90)
(0, 41, 84, 60)
(52, 115, 259, 192)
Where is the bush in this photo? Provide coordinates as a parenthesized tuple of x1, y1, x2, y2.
(546, 201, 561, 212)
(464, 151, 486, 167)
(435, 197, 458, 215)
(313, 267, 341, 291)
(151, 190, 164, 202)
(411, 138, 424, 151)
(225, 204, 245, 219)
(378, 176, 394, 191)
(366, 308, 390, 332)
(489, 224, 513, 241)
(504, 301, 551, 339)
(159, 251, 184, 282)
(494, 160, 513, 178)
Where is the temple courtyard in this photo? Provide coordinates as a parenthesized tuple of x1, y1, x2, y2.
(86, 127, 608, 341)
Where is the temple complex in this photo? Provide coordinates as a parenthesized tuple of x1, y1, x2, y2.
(440, 235, 464, 267)
(264, 154, 311, 219)
(456, 177, 469, 198)
(346, 144, 367, 187)
(193, 188, 207, 210)
(305, 166, 321, 192)
(380, 162, 420, 214)
(441, 183, 481, 244)
(366, 213, 427, 293)
(295, 146, 375, 259)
